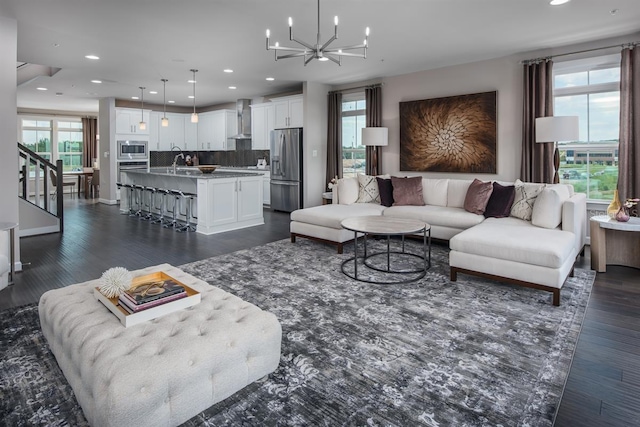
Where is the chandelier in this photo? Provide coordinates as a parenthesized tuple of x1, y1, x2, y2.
(265, 0, 369, 65)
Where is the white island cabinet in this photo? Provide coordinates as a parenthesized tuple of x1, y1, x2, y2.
(120, 168, 263, 235)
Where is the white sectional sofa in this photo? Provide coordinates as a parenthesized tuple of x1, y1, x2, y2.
(290, 176, 586, 305)
(0, 231, 10, 290)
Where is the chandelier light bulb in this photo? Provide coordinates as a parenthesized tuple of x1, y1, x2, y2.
(318, 57, 329, 62)
(161, 117, 169, 127)
(138, 86, 146, 130)
(366, 27, 370, 36)
(334, 16, 338, 25)
(161, 78, 169, 127)
(288, 17, 293, 27)
(266, 29, 270, 37)
(191, 113, 199, 123)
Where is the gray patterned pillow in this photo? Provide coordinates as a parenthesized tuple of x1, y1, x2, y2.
(510, 179, 546, 221)
(356, 174, 381, 204)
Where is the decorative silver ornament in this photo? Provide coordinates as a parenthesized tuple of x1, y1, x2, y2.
(99, 267, 132, 298)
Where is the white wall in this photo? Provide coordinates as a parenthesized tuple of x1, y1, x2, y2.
(303, 81, 329, 207)
(380, 56, 522, 181)
(0, 16, 20, 269)
(98, 97, 118, 204)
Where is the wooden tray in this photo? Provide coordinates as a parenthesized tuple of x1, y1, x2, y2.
(94, 271, 201, 327)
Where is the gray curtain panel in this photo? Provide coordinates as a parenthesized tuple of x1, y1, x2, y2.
(326, 92, 343, 189)
(521, 60, 554, 184)
(82, 117, 98, 168)
(618, 47, 640, 202)
(365, 86, 382, 175)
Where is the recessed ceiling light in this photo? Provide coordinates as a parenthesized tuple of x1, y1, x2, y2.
(56, 92, 63, 96)
(610, 9, 619, 15)
(85, 55, 100, 60)
(131, 96, 139, 100)
(549, 0, 570, 5)
(229, 86, 237, 90)
(91, 80, 102, 84)
(188, 95, 194, 99)
(187, 80, 196, 84)
(224, 69, 233, 73)
(53, 43, 60, 48)
(36, 87, 47, 91)
(168, 100, 175, 104)
(149, 91, 158, 94)
(266, 77, 275, 81)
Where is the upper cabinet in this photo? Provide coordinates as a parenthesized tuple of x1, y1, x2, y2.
(251, 103, 275, 150)
(184, 116, 198, 152)
(272, 95, 303, 129)
(115, 108, 150, 135)
(197, 110, 236, 151)
(158, 113, 185, 151)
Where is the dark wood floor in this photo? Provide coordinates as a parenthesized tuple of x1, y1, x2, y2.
(1, 196, 638, 426)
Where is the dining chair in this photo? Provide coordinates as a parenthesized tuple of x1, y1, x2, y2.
(89, 168, 100, 198)
(49, 169, 76, 199)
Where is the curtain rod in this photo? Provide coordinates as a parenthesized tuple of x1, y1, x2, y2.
(521, 41, 639, 64)
(328, 83, 383, 94)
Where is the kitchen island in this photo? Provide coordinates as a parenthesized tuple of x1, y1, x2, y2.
(121, 167, 264, 235)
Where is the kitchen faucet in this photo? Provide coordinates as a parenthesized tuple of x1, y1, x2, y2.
(172, 151, 184, 174)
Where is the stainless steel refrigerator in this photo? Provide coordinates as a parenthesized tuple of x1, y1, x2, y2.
(270, 128, 303, 212)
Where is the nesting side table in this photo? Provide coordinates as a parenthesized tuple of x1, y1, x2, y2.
(590, 215, 640, 272)
(0, 222, 18, 286)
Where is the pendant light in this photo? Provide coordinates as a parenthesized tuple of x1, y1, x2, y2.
(190, 69, 198, 123)
(138, 87, 147, 130)
(161, 79, 169, 127)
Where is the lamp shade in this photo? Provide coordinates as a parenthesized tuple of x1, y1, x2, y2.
(361, 127, 388, 146)
(535, 116, 579, 143)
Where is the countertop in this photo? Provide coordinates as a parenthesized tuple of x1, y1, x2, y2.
(123, 167, 259, 179)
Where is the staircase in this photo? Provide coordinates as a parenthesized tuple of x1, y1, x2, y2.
(18, 143, 64, 234)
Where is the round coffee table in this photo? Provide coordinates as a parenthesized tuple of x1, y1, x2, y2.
(340, 216, 431, 284)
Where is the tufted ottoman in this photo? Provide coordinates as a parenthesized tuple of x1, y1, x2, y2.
(38, 264, 282, 427)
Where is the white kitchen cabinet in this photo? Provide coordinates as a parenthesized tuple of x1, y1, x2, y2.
(262, 171, 271, 206)
(158, 113, 185, 151)
(197, 110, 236, 151)
(149, 112, 160, 150)
(237, 176, 263, 222)
(272, 95, 303, 129)
(115, 108, 150, 135)
(184, 116, 198, 152)
(251, 103, 275, 150)
(207, 178, 238, 227)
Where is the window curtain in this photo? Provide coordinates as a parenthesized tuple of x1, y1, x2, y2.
(521, 60, 554, 183)
(618, 46, 640, 202)
(82, 117, 98, 168)
(365, 86, 382, 175)
(326, 92, 343, 189)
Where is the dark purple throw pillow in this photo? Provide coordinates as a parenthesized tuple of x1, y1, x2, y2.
(376, 177, 394, 207)
(484, 182, 516, 218)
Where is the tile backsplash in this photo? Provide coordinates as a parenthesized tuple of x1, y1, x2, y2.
(150, 147, 270, 168)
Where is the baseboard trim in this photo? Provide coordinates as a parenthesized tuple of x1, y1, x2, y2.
(19, 225, 60, 237)
(98, 198, 118, 205)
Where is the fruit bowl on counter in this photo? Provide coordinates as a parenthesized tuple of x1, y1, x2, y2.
(197, 165, 219, 174)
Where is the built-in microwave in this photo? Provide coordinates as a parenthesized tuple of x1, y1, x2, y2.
(117, 140, 148, 160)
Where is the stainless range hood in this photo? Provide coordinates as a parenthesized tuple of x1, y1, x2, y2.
(230, 99, 252, 139)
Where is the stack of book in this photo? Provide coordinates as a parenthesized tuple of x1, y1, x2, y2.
(118, 279, 187, 314)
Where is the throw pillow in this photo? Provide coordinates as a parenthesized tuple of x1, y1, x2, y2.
(356, 174, 380, 203)
(484, 182, 516, 218)
(391, 176, 425, 206)
(463, 179, 493, 215)
(531, 187, 564, 229)
(376, 177, 394, 207)
(510, 179, 546, 221)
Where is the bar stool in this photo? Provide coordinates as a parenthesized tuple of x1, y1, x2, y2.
(151, 188, 170, 225)
(132, 185, 145, 217)
(117, 183, 135, 215)
(176, 191, 198, 232)
(163, 189, 182, 229)
(141, 186, 157, 221)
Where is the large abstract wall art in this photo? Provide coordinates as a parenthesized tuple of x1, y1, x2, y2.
(400, 91, 497, 173)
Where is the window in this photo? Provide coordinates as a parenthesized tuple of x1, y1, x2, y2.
(553, 54, 620, 201)
(341, 94, 366, 178)
(20, 117, 83, 172)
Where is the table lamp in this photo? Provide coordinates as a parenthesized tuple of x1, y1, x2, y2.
(535, 116, 579, 184)
(361, 127, 388, 176)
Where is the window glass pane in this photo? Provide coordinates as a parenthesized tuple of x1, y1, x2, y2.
(554, 94, 588, 144)
(58, 121, 82, 129)
(22, 130, 51, 152)
(356, 99, 366, 110)
(341, 114, 366, 178)
(589, 92, 619, 143)
(58, 131, 83, 153)
(59, 154, 83, 172)
(554, 71, 588, 89)
(342, 101, 357, 112)
(589, 68, 620, 85)
(22, 120, 38, 127)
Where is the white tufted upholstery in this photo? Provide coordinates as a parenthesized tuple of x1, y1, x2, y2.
(38, 264, 282, 427)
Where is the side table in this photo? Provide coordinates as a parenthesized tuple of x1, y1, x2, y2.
(590, 215, 640, 272)
(0, 222, 18, 286)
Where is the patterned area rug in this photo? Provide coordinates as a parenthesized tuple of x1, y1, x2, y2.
(0, 239, 594, 426)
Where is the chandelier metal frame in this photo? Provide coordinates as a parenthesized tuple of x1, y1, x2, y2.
(265, 0, 369, 66)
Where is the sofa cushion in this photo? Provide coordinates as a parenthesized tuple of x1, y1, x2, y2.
(484, 182, 516, 218)
(356, 174, 380, 204)
(531, 186, 571, 229)
(392, 176, 425, 206)
(450, 217, 575, 268)
(376, 177, 394, 207)
(336, 177, 359, 205)
(447, 179, 473, 208)
(291, 204, 386, 229)
(383, 205, 485, 230)
(421, 179, 449, 207)
(510, 180, 546, 221)
(464, 179, 494, 215)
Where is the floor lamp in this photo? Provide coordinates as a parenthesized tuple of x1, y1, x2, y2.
(535, 116, 579, 184)
(361, 127, 388, 176)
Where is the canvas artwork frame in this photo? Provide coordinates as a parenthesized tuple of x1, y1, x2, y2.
(400, 91, 497, 173)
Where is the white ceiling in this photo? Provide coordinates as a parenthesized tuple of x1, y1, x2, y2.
(3, 0, 640, 113)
